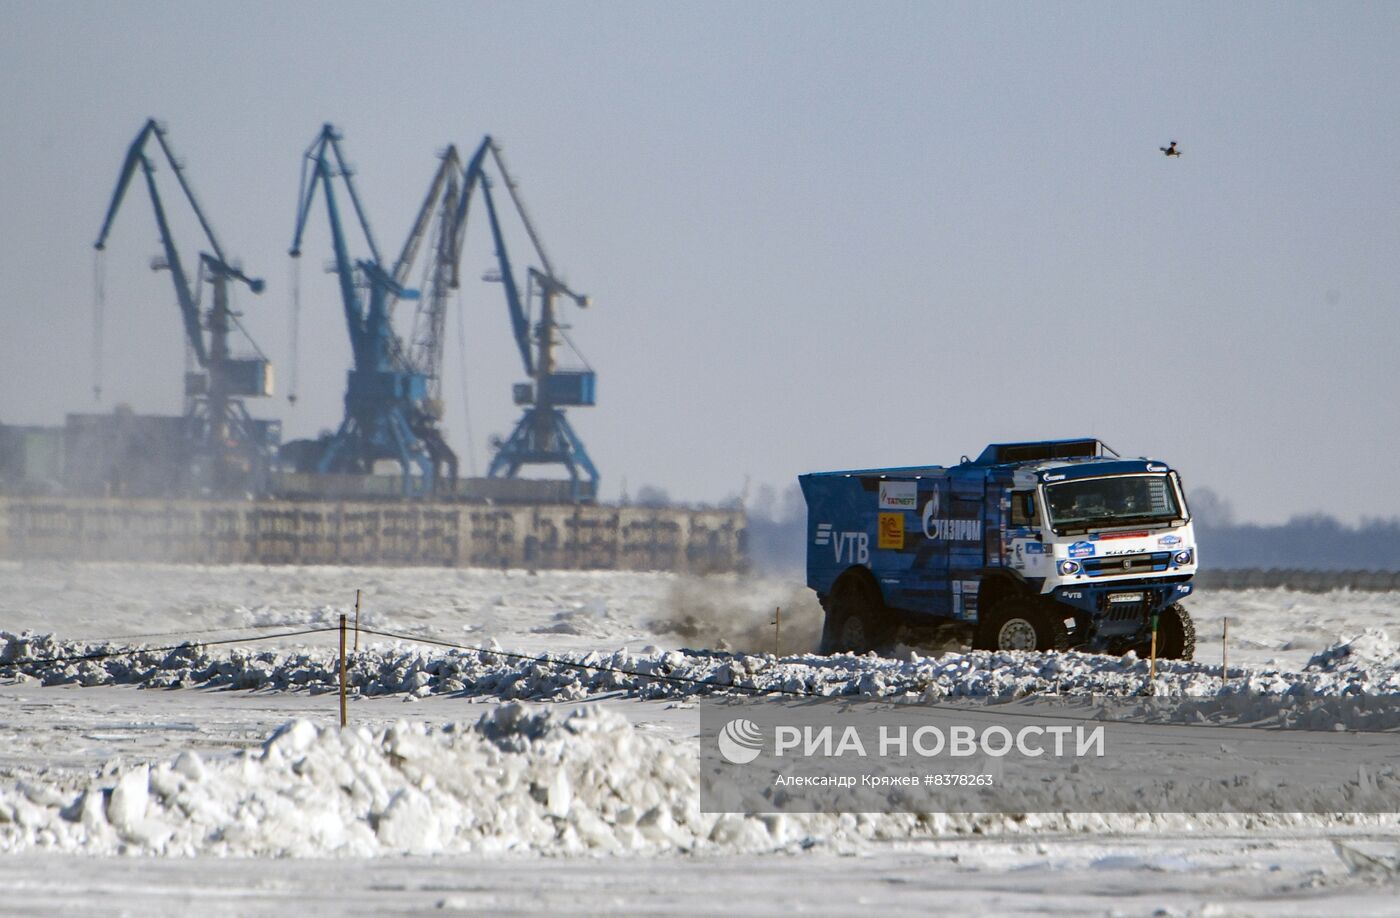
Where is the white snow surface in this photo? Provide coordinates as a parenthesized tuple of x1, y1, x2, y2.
(3, 561, 1400, 912)
(5, 559, 1397, 667)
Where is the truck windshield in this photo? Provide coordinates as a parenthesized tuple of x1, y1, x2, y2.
(1044, 475, 1182, 531)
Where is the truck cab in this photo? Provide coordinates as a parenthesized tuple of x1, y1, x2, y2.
(799, 438, 1197, 658)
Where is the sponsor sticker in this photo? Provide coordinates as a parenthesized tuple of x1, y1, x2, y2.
(920, 486, 982, 541)
(1068, 541, 1095, 559)
(878, 480, 918, 511)
(1023, 542, 1046, 555)
(1157, 535, 1182, 548)
(878, 513, 905, 550)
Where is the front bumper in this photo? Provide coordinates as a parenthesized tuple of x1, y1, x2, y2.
(1050, 578, 1194, 643)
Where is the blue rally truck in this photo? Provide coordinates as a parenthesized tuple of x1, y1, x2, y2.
(800, 439, 1197, 657)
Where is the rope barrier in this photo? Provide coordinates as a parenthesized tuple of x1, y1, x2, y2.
(87, 619, 344, 645)
(351, 627, 1353, 734)
(354, 626, 824, 699)
(0, 620, 1343, 735)
(0, 626, 339, 670)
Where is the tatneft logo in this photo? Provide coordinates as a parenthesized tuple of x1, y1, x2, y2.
(878, 480, 917, 511)
(718, 718, 765, 764)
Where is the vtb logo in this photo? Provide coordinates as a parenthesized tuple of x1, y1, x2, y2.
(815, 523, 868, 564)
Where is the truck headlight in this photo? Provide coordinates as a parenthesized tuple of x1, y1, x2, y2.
(1058, 560, 1081, 575)
(1174, 549, 1193, 565)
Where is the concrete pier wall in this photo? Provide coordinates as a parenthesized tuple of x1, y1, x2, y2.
(0, 498, 747, 572)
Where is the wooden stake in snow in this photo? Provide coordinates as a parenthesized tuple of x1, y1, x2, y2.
(1149, 612, 1159, 684)
(339, 614, 348, 728)
(773, 606, 781, 656)
(1222, 617, 1229, 680)
(354, 589, 362, 653)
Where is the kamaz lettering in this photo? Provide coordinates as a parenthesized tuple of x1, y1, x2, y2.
(800, 438, 1199, 660)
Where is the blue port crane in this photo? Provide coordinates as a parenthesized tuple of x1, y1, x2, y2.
(288, 124, 458, 495)
(393, 145, 464, 439)
(457, 137, 599, 501)
(93, 118, 278, 495)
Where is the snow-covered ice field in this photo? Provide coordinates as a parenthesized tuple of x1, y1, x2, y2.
(1, 560, 1399, 915)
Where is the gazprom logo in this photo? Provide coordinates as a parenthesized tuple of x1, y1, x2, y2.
(922, 486, 981, 541)
(718, 718, 764, 765)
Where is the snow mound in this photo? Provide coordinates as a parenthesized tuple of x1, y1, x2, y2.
(1307, 629, 1400, 672)
(2, 705, 1394, 858)
(0, 705, 715, 857)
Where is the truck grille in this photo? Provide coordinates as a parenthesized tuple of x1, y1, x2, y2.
(1081, 552, 1170, 577)
(1095, 587, 1166, 620)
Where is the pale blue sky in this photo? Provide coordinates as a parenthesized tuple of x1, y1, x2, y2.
(2, 1, 1397, 523)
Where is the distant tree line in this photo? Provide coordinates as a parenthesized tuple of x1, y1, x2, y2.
(1188, 488, 1400, 571)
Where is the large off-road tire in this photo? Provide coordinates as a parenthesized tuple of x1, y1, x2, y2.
(1152, 603, 1196, 661)
(975, 599, 1069, 652)
(819, 574, 895, 655)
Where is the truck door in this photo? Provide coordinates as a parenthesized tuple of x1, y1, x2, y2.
(941, 479, 982, 562)
(984, 476, 1009, 569)
(947, 477, 985, 621)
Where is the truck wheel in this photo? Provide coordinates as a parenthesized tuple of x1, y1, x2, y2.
(820, 574, 894, 655)
(978, 600, 1069, 653)
(1153, 604, 1196, 661)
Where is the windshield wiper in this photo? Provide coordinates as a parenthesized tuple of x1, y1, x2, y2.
(1052, 514, 1174, 535)
(1097, 514, 1176, 529)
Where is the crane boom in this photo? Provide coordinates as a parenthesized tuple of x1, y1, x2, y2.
(479, 176, 534, 375)
(449, 138, 492, 289)
(404, 166, 461, 396)
(393, 146, 461, 292)
(292, 125, 368, 356)
(387, 146, 462, 384)
(138, 150, 207, 365)
(95, 118, 265, 367)
(485, 139, 555, 277)
(149, 125, 226, 264)
(94, 121, 158, 252)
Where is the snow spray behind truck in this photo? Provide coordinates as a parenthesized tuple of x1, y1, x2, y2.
(799, 439, 1197, 657)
